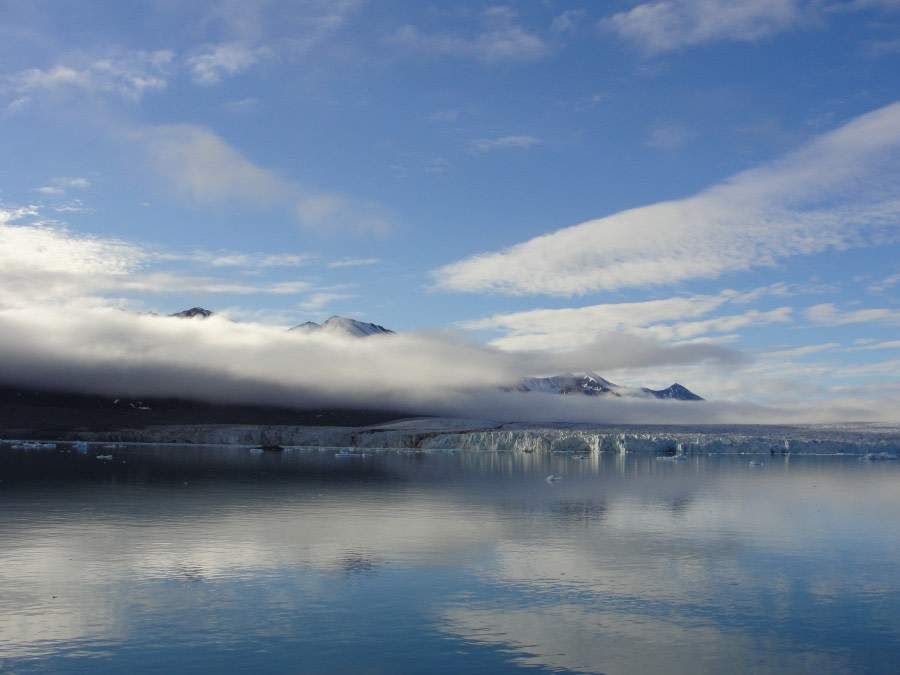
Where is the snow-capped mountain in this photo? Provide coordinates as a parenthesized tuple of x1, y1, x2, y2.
(518, 372, 703, 401)
(168, 308, 702, 399)
(518, 372, 618, 396)
(288, 316, 394, 338)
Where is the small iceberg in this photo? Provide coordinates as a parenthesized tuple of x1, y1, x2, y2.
(861, 452, 899, 461)
(12, 442, 57, 450)
(335, 449, 371, 459)
(73, 441, 89, 452)
(545, 474, 562, 482)
(749, 460, 764, 466)
(96, 454, 113, 461)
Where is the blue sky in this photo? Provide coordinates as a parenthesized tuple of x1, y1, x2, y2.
(2, 0, 900, 421)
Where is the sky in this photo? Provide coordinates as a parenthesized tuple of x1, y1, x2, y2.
(2, 0, 900, 423)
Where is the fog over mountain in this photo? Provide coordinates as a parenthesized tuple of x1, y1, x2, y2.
(0, 304, 893, 424)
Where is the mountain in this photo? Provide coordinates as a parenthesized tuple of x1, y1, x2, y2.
(171, 307, 214, 319)
(289, 316, 394, 338)
(519, 372, 703, 401)
(641, 383, 704, 401)
(519, 372, 619, 396)
(168, 308, 702, 400)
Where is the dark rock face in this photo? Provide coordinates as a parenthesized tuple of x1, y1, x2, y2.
(0, 385, 412, 439)
(641, 383, 704, 401)
(171, 307, 214, 319)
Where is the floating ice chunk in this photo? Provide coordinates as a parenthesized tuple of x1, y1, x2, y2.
(249, 448, 264, 455)
(861, 452, 899, 461)
(545, 474, 562, 482)
(96, 454, 113, 460)
(73, 441, 89, 452)
(749, 460, 764, 466)
(335, 449, 371, 459)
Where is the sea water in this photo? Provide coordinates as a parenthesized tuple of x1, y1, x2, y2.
(1, 443, 898, 673)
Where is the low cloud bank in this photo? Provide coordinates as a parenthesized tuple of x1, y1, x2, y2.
(1, 305, 897, 425)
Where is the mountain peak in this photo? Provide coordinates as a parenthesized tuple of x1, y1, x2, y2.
(289, 316, 394, 337)
(641, 383, 704, 401)
(171, 307, 214, 319)
(518, 373, 703, 401)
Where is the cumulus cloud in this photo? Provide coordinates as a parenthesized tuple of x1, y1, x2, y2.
(432, 102, 900, 296)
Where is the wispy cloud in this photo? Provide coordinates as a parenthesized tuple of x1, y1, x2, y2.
(645, 121, 693, 150)
(804, 303, 900, 325)
(0, 205, 330, 306)
(187, 43, 271, 84)
(298, 291, 357, 313)
(4, 50, 175, 102)
(0, 207, 145, 304)
(470, 135, 541, 153)
(464, 288, 791, 352)
(387, 8, 548, 63)
(433, 102, 900, 296)
(137, 124, 392, 234)
(327, 257, 380, 268)
(605, 0, 811, 54)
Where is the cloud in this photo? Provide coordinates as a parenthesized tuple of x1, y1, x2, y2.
(139, 124, 291, 206)
(138, 124, 392, 234)
(5, 50, 174, 102)
(470, 135, 541, 153)
(187, 43, 271, 84)
(327, 257, 380, 268)
(645, 121, 693, 150)
(298, 291, 357, 313)
(461, 289, 792, 375)
(0, 206, 340, 307)
(0, 210, 146, 304)
(465, 293, 735, 351)
(0, 306, 524, 412)
(387, 9, 548, 63)
(804, 303, 900, 325)
(432, 102, 900, 296)
(605, 0, 811, 54)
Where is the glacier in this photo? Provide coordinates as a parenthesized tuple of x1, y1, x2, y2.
(51, 418, 900, 457)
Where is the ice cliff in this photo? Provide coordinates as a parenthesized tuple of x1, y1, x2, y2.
(68, 418, 900, 456)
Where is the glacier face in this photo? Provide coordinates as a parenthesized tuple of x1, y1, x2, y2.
(63, 418, 900, 457)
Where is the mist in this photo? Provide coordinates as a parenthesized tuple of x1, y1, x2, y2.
(1, 304, 896, 425)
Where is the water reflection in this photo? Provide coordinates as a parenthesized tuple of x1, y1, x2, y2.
(1, 444, 898, 673)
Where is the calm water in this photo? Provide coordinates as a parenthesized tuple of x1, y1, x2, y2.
(1, 444, 899, 674)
